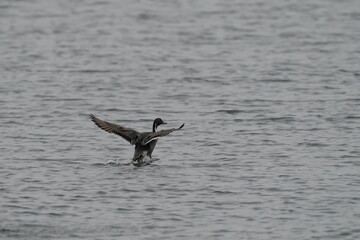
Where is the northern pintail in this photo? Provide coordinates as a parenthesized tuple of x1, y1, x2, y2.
(89, 114, 184, 166)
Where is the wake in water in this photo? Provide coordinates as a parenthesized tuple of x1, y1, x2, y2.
(106, 156, 160, 167)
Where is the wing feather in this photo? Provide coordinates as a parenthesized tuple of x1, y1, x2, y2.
(140, 123, 185, 145)
(89, 114, 139, 144)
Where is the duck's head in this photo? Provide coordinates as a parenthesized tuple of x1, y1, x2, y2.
(153, 118, 167, 131)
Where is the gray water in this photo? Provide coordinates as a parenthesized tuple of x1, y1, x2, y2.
(1, 0, 360, 239)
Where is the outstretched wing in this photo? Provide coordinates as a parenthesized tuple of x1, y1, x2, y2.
(89, 114, 139, 144)
(141, 123, 185, 145)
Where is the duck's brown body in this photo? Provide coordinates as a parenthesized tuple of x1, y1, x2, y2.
(133, 139, 158, 164)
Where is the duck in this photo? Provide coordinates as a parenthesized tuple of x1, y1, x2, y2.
(89, 114, 184, 166)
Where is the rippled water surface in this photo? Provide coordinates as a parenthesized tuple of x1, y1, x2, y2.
(1, 0, 360, 239)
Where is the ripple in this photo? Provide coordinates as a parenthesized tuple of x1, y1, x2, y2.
(258, 78, 292, 83)
(216, 109, 245, 114)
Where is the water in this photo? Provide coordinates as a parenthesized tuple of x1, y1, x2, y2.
(1, 0, 360, 239)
